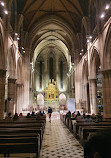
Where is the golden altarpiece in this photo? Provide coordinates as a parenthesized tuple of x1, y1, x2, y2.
(44, 79, 59, 111)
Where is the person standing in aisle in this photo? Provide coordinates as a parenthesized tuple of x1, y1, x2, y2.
(48, 107, 52, 123)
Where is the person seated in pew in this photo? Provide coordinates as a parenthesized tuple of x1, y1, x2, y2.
(91, 113, 96, 121)
(5, 112, 12, 120)
(42, 110, 45, 115)
(84, 128, 111, 158)
(13, 113, 19, 121)
(26, 113, 31, 118)
(85, 115, 92, 122)
(31, 111, 36, 117)
(19, 112, 22, 116)
(76, 111, 81, 116)
(71, 112, 76, 120)
(83, 113, 86, 119)
(65, 110, 71, 118)
(36, 112, 42, 120)
(19, 113, 23, 118)
(40, 110, 46, 117)
(39, 110, 43, 116)
(71, 111, 76, 117)
(94, 114, 103, 123)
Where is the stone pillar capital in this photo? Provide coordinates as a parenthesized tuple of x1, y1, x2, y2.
(17, 83, 24, 87)
(8, 78, 17, 83)
(101, 69, 111, 76)
(89, 78, 97, 82)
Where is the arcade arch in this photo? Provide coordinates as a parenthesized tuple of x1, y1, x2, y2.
(0, 22, 6, 118)
(82, 58, 89, 113)
(102, 24, 111, 118)
(89, 48, 102, 114)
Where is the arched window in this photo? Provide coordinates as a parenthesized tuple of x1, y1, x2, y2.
(49, 57, 53, 79)
(60, 61, 63, 88)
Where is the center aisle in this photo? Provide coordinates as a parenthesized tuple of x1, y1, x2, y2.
(40, 112, 83, 158)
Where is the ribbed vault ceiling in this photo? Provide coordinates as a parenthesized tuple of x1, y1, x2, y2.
(14, 0, 110, 62)
(17, 0, 89, 32)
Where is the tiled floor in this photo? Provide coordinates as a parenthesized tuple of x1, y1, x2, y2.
(40, 112, 84, 158)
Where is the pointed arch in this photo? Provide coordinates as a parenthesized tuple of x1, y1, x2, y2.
(0, 20, 5, 69)
(8, 44, 16, 78)
(103, 23, 111, 70)
(90, 47, 100, 78)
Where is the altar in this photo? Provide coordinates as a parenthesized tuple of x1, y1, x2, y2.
(44, 100, 59, 111)
(44, 79, 59, 111)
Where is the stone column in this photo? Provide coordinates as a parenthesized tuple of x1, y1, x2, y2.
(56, 57, 59, 87)
(83, 83, 90, 113)
(16, 84, 23, 114)
(102, 70, 111, 118)
(0, 70, 6, 119)
(87, 83, 90, 113)
(16, 84, 20, 114)
(89, 79, 98, 114)
(44, 57, 48, 87)
(21, 85, 24, 111)
(23, 51, 30, 112)
(82, 83, 86, 111)
(7, 78, 16, 115)
(19, 85, 22, 113)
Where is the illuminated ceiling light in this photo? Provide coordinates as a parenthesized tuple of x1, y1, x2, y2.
(22, 47, 24, 50)
(1, 1, 5, 6)
(87, 39, 90, 43)
(81, 49, 83, 52)
(23, 51, 25, 53)
(105, 4, 110, 10)
(15, 33, 18, 36)
(17, 37, 20, 40)
(89, 36, 92, 39)
(100, 13, 105, 18)
(4, 10, 8, 15)
(80, 53, 82, 55)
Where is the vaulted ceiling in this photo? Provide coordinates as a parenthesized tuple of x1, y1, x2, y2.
(17, 0, 89, 33)
(10, 0, 110, 62)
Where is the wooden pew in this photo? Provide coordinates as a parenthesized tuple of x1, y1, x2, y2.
(65, 118, 74, 132)
(66, 117, 70, 128)
(0, 136, 40, 158)
(0, 116, 46, 157)
(79, 126, 110, 145)
(0, 127, 43, 148)
(0, 120, 46, 124)
(73, 122, 111, 138)
(0, 123, 45, 132)
(0, 116, 46, 125)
